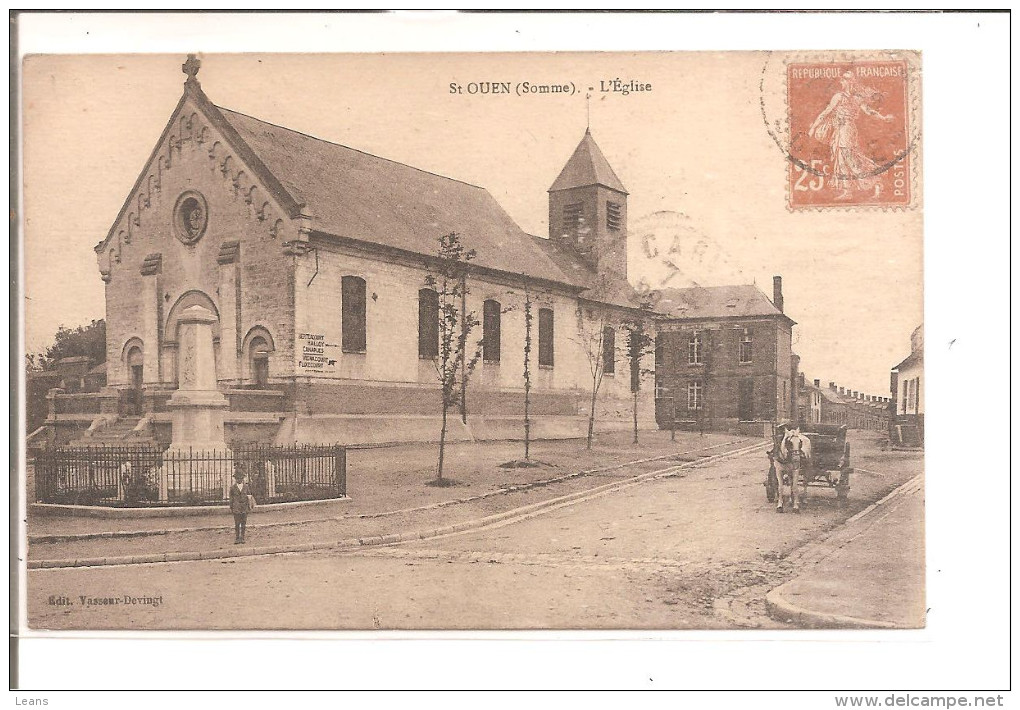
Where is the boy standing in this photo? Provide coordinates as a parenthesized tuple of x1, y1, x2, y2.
(229, 471, 254, 544)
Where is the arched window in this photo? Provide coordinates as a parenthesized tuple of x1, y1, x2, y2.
(249, 336, 271, 388)
(341, 276, 367, 353)
(602, 326, 615, 374)
(418, 288, 439, 359)
(538, 308, 554, 367)
(124, 341, 144, 415)
(483, 299, 501, 363)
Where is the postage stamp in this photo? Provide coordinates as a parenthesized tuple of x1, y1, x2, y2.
(786, 58, 914, 210)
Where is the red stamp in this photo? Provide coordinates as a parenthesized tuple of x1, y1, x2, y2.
(787, 60, 912, 209)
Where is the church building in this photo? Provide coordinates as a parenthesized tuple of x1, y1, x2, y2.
(84, 56, 653, 446)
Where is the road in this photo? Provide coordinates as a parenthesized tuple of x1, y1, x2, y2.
(27, 431, 923, 630)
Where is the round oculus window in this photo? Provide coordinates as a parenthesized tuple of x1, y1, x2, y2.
(173, 191, 208, 244)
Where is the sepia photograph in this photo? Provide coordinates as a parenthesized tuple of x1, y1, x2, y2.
(11, 10, 1011, 696)
(22, 48, 925, 632)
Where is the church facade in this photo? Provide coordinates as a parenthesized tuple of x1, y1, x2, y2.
(85, 58, 654, 446)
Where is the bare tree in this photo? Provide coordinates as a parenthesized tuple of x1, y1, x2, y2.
(424, 232, 483, 484)
(575, 301, 612, 451)
(521, 286, 534, 460)
(623, 316, 656, 444)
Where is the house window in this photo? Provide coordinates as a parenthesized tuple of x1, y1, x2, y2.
(418, 288, 439, 359)
(739, 327, 753, 364)
(562, 203, 583, 233)
(483, 299, 501, 363)
(655, 380, 667, 398)
(538, 307, 554, 367)
(606, 201, 622, 231)
(341, 276, 367, 353)
(688, 380, 703, 410)
(688, 331, 703, 365)
(914, 378, 921, 414)
(602, 326, 615, 375)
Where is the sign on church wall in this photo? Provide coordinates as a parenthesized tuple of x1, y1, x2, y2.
(297, 332, 339, 373)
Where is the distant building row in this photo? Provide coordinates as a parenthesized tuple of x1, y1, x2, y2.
(797, 377, 892, 431)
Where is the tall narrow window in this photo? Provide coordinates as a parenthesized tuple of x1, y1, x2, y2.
(341, 276, 367, 353)
(739, 327, 753, 364)
(418, 288, 439, 359)
(606, 201, 622, 231)
(688, 331, 703, 365)
(688, 381, 703, 410)
(538, 307, 554, 367)
(483, 299, 501, 363)
(249, 336, 270, 388)
(602, 326, 615, 374)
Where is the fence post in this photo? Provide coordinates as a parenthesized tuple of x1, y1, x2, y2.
(335, 446, 346, 498)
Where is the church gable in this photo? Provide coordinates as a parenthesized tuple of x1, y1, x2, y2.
(94, 75, 301, 284)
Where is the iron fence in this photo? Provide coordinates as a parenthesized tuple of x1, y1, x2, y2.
(34, 444, 346, 507)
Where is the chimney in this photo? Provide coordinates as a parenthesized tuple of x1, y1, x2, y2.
(814, 379, 821, 388)
(839, 387, 845, 395)
(798, 373, 805, 388)
(773, 276, 784, 313)
(829, 381, 836, 390)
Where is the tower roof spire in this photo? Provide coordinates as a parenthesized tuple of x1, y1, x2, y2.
(548, 130, 627, 194)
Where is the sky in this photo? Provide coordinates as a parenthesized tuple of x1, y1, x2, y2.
(22, 51, 923, 396)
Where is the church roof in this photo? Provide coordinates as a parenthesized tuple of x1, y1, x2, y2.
(216, 106, 588, 290)
(548, 129, 628, 194)
(654, 284, 792, 323)
(528, 236, 647, 310)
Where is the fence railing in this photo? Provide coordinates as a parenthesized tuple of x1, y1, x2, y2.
(34, 444, 346, 507)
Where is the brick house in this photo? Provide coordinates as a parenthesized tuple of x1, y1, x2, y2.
(797, 376, 823, 426)
(53, 57, 657, 447)
(651, 277, 795, 435)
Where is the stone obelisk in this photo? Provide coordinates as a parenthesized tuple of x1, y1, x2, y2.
(160, 304, 231, 500)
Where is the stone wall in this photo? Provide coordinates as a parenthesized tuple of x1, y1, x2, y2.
(97, 96, 297, 390)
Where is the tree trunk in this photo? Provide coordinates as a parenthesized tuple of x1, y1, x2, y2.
(459, 276, 467, 424)
(587, 380, 598, 450)
(524, 380, 531, 460)
(632, 389, 639, 444)
(437, 401, 449, 481)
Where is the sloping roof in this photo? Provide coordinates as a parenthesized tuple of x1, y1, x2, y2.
(548, 129, 628, 194)
(819, 388, 846, 404)
(215, 106, 589, 290)
(653, 284, 790, 321)
(528, 236, 646, 310)
(893, 350, 922, 372)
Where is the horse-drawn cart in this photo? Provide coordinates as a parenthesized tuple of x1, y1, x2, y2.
(766, 423, 853, 508)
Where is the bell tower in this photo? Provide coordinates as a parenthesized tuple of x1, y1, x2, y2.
(548, 128, 629, 283)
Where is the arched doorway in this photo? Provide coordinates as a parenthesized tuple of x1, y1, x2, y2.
(125, 343, 144, 415)
(164, 290, 221, 387)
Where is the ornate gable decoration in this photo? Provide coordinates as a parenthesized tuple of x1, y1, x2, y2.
(96, 60, 294, 279)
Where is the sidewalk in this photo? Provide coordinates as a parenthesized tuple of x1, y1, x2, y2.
(766, 473, 925, 629)
(27, 431, 759, 567)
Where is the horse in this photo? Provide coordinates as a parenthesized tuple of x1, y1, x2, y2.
(772, 427, 812, 513)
